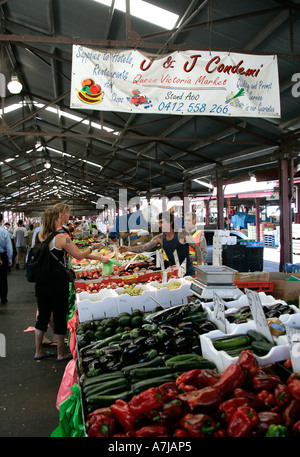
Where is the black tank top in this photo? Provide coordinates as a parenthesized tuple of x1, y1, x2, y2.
(36, 232, 67, 272)
(162, 232, 195, 276)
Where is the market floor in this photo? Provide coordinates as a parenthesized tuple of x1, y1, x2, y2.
(0, 268, 69, 438)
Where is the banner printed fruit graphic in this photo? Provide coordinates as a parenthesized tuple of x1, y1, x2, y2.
(77, 78, 104, 105)
(127, 89, 152, 109)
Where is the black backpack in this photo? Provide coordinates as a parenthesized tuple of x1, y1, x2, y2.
(26, 231, 60, 283)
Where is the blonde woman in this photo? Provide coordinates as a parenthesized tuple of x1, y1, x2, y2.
(34, 208, 109, 361)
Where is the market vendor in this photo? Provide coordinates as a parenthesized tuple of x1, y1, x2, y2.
(184, 211, 207, 264)
(119, 211, 204, 276)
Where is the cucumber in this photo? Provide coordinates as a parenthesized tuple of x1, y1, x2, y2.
(212, 334, 251, 351)
(121, 356, 164, 375)
(131, 374, 177, 395)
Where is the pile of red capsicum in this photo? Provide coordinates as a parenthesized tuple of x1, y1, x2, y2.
(86, 350, 300, 437)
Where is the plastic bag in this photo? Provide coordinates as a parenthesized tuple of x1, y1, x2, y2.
(101, 259, 121, 276)
(51, 383, 84, 437)
(56, 358, 77, 410)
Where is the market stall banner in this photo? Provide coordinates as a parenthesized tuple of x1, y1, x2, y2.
(70, 46, 280, 118)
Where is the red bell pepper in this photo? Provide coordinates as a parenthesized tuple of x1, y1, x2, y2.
(284, 358, 292, 370)
(255, 390, 275, 410)
(87, 407, 113, 419)
(282, 399, 300, 427)
(287, 379, 300, 402)
(110, 399, 141, 431)
(180, 413, 216, 437)
(173, 428, 189, 437)
(186, 386, 223, 413)
(233, 388, 263, 410)
(153, 399, 183, 426)
(88, 413, 115, 437)
(287, 372, 300, 384)
(251, 411, 282, 437)
(197, 369, 221, 388)
(158, 382, 179, 401)
(237, 350, 259, 378)
(274, 383, 291, 408)
(292, 419, 300, 436)
(218, 397, 250, 422)
(213, 429, 228, 437)
(227, 405, 259, 437)
(135, 425, 168, 437)
(252, 371, 281, 391)
(129, 387, 164, 414)
(214, 363, 246, 398)
(176, 369, 202, 388)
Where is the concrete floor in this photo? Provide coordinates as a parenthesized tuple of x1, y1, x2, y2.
(0, 268, 69, 438)
(0, 247, 290, 438)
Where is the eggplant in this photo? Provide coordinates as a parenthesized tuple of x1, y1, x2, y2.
(144, 336, 160, 350)
(197, 321, 218, 335)
(163, 339, 175, 353)
(121, 343, 142, 364)
(265, 309, 281, 318)
(101, 345, 122, 359)
(159, 324, 176, 336)
(119, 339, 133, 349)
(81, 355, 95, 369)
(238, 306, 251, 314)
(133, 336, 148, 347)
(191, 344, 202, 355)
(174, 328, 198, 339)
(105, 361, 123, 372)
(175, 336, 193, 352)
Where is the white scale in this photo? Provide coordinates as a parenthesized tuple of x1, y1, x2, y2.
(190, 279, 244, 301)
(190, 264, 244, 302)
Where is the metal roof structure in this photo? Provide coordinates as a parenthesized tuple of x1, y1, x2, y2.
(0, 0, 299, 214)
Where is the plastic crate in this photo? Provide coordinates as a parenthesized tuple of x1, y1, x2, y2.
(234, 280, 274, 293)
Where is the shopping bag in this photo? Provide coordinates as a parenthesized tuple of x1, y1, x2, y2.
(51, 383, 84, 437)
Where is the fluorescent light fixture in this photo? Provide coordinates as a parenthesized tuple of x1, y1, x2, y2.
(94, 0, 178, 29)
(44, 160, 51, 169)
(7, 74, 23, 94)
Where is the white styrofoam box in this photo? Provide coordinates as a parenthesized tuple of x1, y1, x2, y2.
(77, 297, 119, 322)
(116, 284, 158, 313)
(149, 278, 192, 308)
(76, 288, 118, 303)
(200, 321, 290, 371)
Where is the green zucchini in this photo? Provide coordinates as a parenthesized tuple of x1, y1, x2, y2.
(83, 376, 129, 395)
(82, 371, 125, 388)
(131, 374, 177, 395)
(85, 382, 129, 398)
(251, 340, 274, 356)
(129, 366, 174, 382)
(212, 334, 251, 351)
(164, 353, 203, 364)
(247, 330, 270, 343)
(85, 390, 133, 412)
(165, 358, 216, 371)
(225, 346, 253, 357)
(121, 356, 164, 375)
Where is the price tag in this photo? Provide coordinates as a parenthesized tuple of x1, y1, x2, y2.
(180, 258, 187, 277)
(245, 289, 273, 343)
(156, 250, 160, 268)
(162, 270, 167, 283)
(213, 292, 227, 333)
(286, 325, 300, 372)
(173, 250, 182, 277)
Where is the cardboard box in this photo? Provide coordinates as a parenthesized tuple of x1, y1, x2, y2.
(269, 272, 300, 302)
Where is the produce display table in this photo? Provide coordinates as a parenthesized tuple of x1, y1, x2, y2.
(52, 247, 300, 439)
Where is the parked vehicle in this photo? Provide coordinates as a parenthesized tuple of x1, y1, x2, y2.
(203, 230, 248, 265)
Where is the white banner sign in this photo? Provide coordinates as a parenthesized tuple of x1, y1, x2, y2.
(71, 46, 280, 118)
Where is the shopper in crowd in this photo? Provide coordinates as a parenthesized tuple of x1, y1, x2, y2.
(26, 224, 34, 249)
(53, 203, 71, 234)
(0, 214, 13, 304)
(13, 219, 28, 269)
(184, 211, 207, 264)
(119, 211, 203, 276)
(34, 207, 110, 361)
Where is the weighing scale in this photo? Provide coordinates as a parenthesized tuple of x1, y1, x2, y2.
(190, 265, 244, 302)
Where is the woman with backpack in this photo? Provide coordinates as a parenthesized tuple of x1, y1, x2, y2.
(33, 207, 110, 362)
